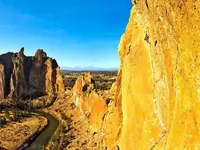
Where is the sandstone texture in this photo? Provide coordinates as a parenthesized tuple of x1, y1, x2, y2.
(116, 0, 200, 149)
(0, 48, 64, 100)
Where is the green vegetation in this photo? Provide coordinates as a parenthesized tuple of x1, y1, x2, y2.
(61, 71, 117, 90)
(0, 109, 32, 128)
(61, 113, 72, 124)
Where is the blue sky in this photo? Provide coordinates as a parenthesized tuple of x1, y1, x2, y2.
(0, 0, 132, 68)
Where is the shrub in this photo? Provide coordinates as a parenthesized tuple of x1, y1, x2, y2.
(0, 116, 6, 127)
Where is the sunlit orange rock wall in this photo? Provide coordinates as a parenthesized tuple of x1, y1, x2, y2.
(73, 73, 107, 130)
(118, 0, 200, 149)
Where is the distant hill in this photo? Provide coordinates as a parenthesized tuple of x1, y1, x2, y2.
(61, 66, 118, 71)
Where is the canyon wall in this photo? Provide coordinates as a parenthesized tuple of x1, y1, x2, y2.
(0, 48, 64, 99)
(117, 0, 200, 149)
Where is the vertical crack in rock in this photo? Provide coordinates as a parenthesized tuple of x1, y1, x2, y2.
(149, 34, 167, 150)
(144, 31, 150, 44)
(165, 44, 181, 150)
(155, 40, 158, 46)
(145, 0, 149, 9)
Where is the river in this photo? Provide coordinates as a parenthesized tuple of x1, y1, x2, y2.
(25, 111, 59, 150)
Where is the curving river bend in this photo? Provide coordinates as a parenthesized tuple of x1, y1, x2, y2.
(25, 111, 59, 150)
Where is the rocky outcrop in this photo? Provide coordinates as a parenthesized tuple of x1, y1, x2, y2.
(0, 64, 5, 99)
(0, 52, 14, 97)
(116, 0, 200, 149)
(55, 67, 65, 93)
(10, 48, 28, 98)
(72, 72, 107, 130)
(28, 49, 47, 97)
(0, 48, 64, 99)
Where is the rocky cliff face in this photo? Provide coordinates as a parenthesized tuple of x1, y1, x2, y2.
(117, 0, 200, 149)
(72, 72, 107, 130)
(72, 73, 122, 149)
(0, 48, 64, 100)
(9, 48, 28, 98)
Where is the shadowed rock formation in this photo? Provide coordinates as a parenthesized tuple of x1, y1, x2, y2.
(0, 52, 14, 96)
(0, 48, 64, 100)
(0, 64, 5, 99)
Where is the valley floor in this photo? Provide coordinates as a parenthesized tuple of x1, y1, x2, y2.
(0, 115, 47, 150)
